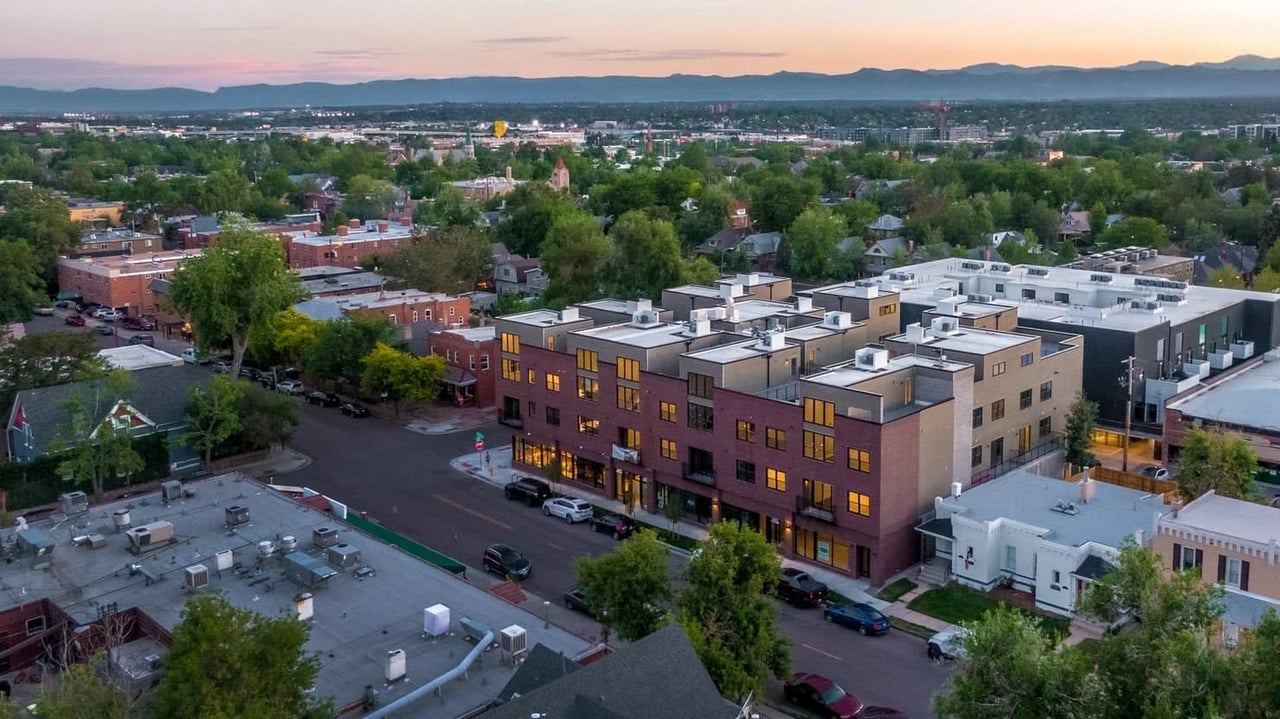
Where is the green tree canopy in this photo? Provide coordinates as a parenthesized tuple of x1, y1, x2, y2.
(541, 213, 613, 306)
(1063, 393, 1099, 472)
(382, 226, 491, 295)
(0, 319, 104, 410)
(495, 183, 580, 257)
(340, 174, 396, 220)
(168, 226, 304, 378)
(574, 529, 673, 642)
(602, 211, 687, 300)
(226, 382, 300, 453)
(1176, 427, 1259, 500)
(0, 186, 78, 281)
(750, 174, 819, 232)
(1101, 215, 1169, 250)
(51, 369, 145, 498)
(412, 185, 480, 228)
(182, 374, 246, 465)
(304, 315, 398, 388)
(784, 206, 848, 279)
(150, 595, 332, 719)
(0, 239, 48, 323)
(1205, 265, 1245, 288)
(360, 342, 446, 415)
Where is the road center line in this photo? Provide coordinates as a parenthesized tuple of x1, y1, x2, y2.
(432, 494, 513, 530)
(547, 542, 564, 550)
(800, 642, 842, 662)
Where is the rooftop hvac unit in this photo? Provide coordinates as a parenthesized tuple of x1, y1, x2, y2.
(1090, 274, 1113, 283)
(500, 625, 528, 665)
(327, 543, 362, 569)
(126, 521, 175, 552)
(313, 527, 339, 549)
(258, 540, 276, 558)
(224, 505, 249, 526)
(112, 509, 132, 531)
(184, 564, 209, 591)
(16, 527, 55, 557)
(280, 535, 298, 553)
(1027, 267, 1049, 276)
(214, 549, 234, 571)
(424, 604, 450, 638)
(160, 480, 183, 503)
(59, 491, 88, 515)
(385, 648, 407, 683)
(990, 263, 1012, 273)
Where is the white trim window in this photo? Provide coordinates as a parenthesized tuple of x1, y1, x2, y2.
(1225, 557, 1243, 588)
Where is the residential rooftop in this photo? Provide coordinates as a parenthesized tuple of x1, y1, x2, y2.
(873, 258, 1280, 332)
(890, 321, 1038, 357)
(937, 468, 1165, 549)
(2, 475, 592, 717)
(573, 320, 720, 350)
(97, 345, 184, 371)
(1166, 356, 1280, 432)
(683, 332, 792, 365)
(287, 223, 414, 247)
(300, 270, 390, 296)
(79, 228, 161, 245)
(439, 326, 496, 342)
(58, 250, 201, 275)
(500, 307, 593, 329)
(1160, 491, 1280, 548)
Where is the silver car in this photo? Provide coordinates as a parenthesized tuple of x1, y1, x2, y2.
(927, 626, 971, 660)
(542, 496, 593, 524)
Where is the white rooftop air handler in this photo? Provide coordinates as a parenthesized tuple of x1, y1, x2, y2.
(214, 549, 234, 572)
(184, 564, 209, 591)
(500, 625, 528, 665)
(423, 604, 450, 638)
(385, 649, 407, 684)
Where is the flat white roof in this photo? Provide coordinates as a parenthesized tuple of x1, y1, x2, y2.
(684, 336, 790, 364)
(1162, 491, 1280, 546)
(879, 258, 1279, 332)
(98, 345, 183, 371)
(288, 226, 414, 247)
(442, 326, 496, 342)
(805, 353, 969, 390)
(574, 321, 712, 349)
(1167, 357, 1280, 431)
(891, 326, 1036, 356)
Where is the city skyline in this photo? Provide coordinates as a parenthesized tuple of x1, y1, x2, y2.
(6, 0, 1280, 91)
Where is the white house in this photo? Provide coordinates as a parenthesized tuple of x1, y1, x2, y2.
(917, 468, 1165, 616)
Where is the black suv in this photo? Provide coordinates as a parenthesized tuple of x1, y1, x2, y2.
(590, 513, 634, 540)
(777, 567, 830, 607)
(483, 543, 531, 580)
(504, 476, 552, 506)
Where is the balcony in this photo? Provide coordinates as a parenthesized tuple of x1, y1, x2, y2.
(611, 444, 641, 466)
(796, 496, 836, 524)
(681, 462, 716, 487)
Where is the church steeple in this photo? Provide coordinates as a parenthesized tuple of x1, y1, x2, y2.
(463, 128, 475, 160)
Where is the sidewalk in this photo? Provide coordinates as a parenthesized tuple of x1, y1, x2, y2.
(228, 446, 312, 480)
(450, 447, 908, 614)
(403, 406, 497, 435)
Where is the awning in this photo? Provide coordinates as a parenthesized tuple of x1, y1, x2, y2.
(916, 517, 953, 540)
(1072, 555, 1117, 581)
(442, 367, 477, 387)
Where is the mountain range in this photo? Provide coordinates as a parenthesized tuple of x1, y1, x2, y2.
(4, 55, 1280, 113)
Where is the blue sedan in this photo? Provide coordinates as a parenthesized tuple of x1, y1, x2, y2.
(823, 602, 891, 635)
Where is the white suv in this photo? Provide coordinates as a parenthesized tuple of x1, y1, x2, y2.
(275, 380, 304, 395)
(542, 496, 593, 524)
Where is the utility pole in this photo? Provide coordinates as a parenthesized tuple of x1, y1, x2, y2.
(1120, 356, 1141, 472)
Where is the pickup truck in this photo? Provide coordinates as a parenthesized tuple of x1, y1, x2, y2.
(776, 567, 830, 607)
(503, 476, 552, 506)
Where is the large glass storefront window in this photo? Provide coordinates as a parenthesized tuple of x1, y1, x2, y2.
(513, 438, 556, 468)
(657, 484, 713, 524)
(794, 528, 851, 572)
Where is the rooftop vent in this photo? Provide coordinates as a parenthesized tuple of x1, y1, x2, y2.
(886, 271, 915, 283)
(1090, 273, 1113, 283)
(930, 316, 960, 337)
(224, 505, 249, 527)
(904, 322, 928, 344)
(632, 309, 661, 328)
(1027, 267, 1049, 276)
(960, 261, 985, 271)
(854, 347, 890, 371)
(822, 311, 853, 330)
(184, 564, 209, 591)
(1049, 500, 1080, 516)
(990, 263, 1013, 273)
(756, 329, 786, 352)
(557, 307, 580, 323)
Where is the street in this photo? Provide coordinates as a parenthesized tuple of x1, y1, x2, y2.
(22, 311, 192, 356)
(283, 404, 952, 717)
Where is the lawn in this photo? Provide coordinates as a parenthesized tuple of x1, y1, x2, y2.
(876, 577, 919, 603)
(908, 584, 1070, 639)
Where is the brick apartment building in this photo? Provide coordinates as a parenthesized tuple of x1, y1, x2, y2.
(57, 251, 199, 317)
(428, 326, 497, 407)
(494, 274, 1082, 584)
(294, 289, 470, 328)
(177, 212, 323, 251)
(75, 228, 163, 257)
(286, 218, 415, 269)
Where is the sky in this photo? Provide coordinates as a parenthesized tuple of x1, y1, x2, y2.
(6, 0, 1280, 91)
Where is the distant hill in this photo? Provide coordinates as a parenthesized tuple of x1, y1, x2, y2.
(4, 55, 1280, 112)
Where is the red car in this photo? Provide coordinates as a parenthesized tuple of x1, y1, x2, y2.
(783, 673, 864, 719)
(65, 315, 86, 327)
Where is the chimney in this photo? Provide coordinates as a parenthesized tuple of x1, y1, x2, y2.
(350, 218, 361, 229)
(378, 221, 390, 233)
(505, 166, 513, 182)
(1079, 468, 1096, 504)
(337, 225, 348, 237)
(401, 217, 412, 227)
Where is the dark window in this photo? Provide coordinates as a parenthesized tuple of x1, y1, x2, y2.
(688, 403, 714, 431)
(971, 445, 983, 467)
(1040, 381, 1053, 401)
(1039, 416, 1052, 438)
(1019, 389, 1033, 409)
(688, 447, 715, 477)
(545, 407, 560, 426)
(736, 460, 756, 483)
(1022, 288, 1036, 300)
(972, 407, 983, 428)
(688, 372, 714, 399)
(1054, 292, 1070, 304)
(1020, 352, 1033, 367)
(991, 437, 1004, 465)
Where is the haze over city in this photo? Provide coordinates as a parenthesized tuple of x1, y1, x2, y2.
(6, 0, 1280, 90)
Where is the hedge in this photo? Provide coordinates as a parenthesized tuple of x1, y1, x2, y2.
(0, 433, 172, 511)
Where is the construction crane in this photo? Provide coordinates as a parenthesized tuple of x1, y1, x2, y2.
(918, 100, 950, 141)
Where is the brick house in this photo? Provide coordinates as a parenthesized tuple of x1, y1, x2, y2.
(286, 218, 415, 269)
(427, 326, 497, 407)
(294, 289, 470, 329)
(57, 251, 199, 317)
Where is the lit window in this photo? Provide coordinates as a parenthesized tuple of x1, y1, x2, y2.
(577, 376, 599, 400)
(577, 416, 599, 436)
(501, 358, 520, 382)
(576, 348, 598, 372)
(766, 427, 787, 450)
(501, 332, 520, 354)
(766, 468, 787, 492)
(617, 386, 640, 412)
(527, 368, 536, 384)
(660, 438, 678, 460)
(618, 427, 641, 449)
(848, 448, 871, 473)
(545, 373, 561, 392)
(617, 357, 640, 382)
(803, 431, 834, 463)
(803, 397, 835, 427)
(659, 401, 678, 422)
(847, 491, 871, 517)
(878, 303, 897, 316)
(737, 420, 756, 443)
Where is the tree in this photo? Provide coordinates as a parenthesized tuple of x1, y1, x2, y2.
(1088, 201, 1109, 238)
(169, 226, 304, 379)
(1205, 265, 1245, 289)
(183, 374, 246, 465)
(1101, 216, 1168, 250)
(934, 607, 1105, 719)
(1176, 427, 1259, 500)
(341, 174, 397, 220)
(383, 226, 491, 295)
(679, 522, 789, 702)
(541, 213, 613, 306)
(150, 595, 331, 719)
(304, 315, 398, 388)
(32, 661, 131, 719)
(0, 240, 47, 323)
(270, 309, 322, 366)
(1063, 393, 1098, 473)
(412, 185, 480, 228)
(676, 185, 731, 250)
(750, 174, 818, 232)
(1058, 237, 1079, 264)
(1253, 267, 1280, 293)
(0, 329, 104, 410)
(574, 530, 673, 642)
(51, 369, 145, 499)
(1229, 612, 1280, 718)
(0, 186, 78, 282)
(785, 207, 848, 279)
(495, 183, 579, 257)
(601, 211, 686, 300)
(360, 342, 446, 416)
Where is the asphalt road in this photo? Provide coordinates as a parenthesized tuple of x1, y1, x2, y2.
(283, 405, 953, 716)
(23, 311, 192, 356)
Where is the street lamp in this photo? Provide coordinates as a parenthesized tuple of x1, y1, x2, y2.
(1119, 356, 1144, 472)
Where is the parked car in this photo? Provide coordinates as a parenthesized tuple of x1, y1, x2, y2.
(54, 300, 79, 310)
(1139, 465, 1170, 480)
(823, 602, 890, 635)
(306, 390, 341, 407)
(239, 367, 264, 382)
(590, 513, 634, 540)
(339, 402, 370, 418)
(777, 568, 830, 606)
(783, 673, 864, 719)
(563, 588, 597, 617)
(65, 315, 86, 327)
(542, 496, 593, 523)
(95, 323, 115, 336)
(211, 360, 231, 374)
(483, 543, 531, 580)
(275, 380, 304, 395)
(121, 316, 156, 331)
(127, 334, 156, 347)
(504, 476, 553, 506)
(92, 308, 123, 322)
(33, 306, 54, 316)
(181, 348, 210, 364)
(927, 626, 971, 661)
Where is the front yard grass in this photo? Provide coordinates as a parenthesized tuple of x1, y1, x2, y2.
(876, 577, 919, 603)
(908, 584, 1070, 639)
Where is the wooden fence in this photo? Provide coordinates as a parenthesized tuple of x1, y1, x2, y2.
(1070, 466, 1178, 502)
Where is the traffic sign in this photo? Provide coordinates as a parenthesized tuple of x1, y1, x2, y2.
(475, 431, 485, 441)
(475, 439, 484, 452)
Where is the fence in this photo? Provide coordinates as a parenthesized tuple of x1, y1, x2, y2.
(343, 512, 468, 576)
(1080, 466, 1178, 502)
(971, 436, 1064, 487)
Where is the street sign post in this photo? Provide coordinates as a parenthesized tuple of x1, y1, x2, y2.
(475, 439, 484, 452)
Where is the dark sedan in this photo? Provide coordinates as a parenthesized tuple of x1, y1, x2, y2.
(783, 672, 864, 719)
(563, 588, 596, 617)
(340, 402, 370, 418)
(306, 390, 341, 407)
(823, 602, 891, 636)
(589, 513, 634, 540)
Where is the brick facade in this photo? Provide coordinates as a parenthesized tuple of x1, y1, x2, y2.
(427, 327, 497, 407)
